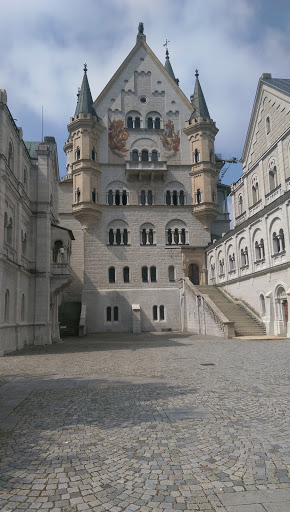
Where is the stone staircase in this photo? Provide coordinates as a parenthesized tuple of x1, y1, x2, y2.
(196, 286, 266, 337)
(58, 302, 81, 337)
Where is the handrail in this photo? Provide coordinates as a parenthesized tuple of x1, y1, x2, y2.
(182, 278, 235, 338)
(78, 303, 86, 337)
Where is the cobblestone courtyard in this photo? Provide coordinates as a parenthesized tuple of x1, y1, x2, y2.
(0, 332, 290, 512)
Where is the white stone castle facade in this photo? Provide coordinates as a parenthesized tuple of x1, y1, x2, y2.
(0, 90, 73, 355)
(206, 75, 290, 337)
(58, 26, 230, 335)
(1, 24, 289, 353)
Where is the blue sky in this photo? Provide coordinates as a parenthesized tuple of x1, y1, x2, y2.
(1, 0, 289, 185)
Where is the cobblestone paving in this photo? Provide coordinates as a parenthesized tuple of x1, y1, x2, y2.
(0, 332, 290, 512)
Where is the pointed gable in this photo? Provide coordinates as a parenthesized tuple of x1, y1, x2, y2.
(242, 74, 290, 171)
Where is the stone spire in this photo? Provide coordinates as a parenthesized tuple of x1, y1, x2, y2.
(75, 64, 97, 117)
(164, 46, 179, 85)
(189, 70, 210, 122)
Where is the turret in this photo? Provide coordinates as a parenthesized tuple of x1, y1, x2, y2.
(66, 64, 105, 229)
(183, 70, 219, 230)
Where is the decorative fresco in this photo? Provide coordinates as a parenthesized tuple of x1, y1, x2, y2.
(160, 119, 180, 158)
(108, 118, 129, 157)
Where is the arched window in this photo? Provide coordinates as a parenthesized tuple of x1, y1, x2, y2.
(108, 267, 115, 283)
(153, 305, 158, 321)
(159, 305, 165, 321)
(22, 232, 27, 256)
(135, 117, 140, 129)
(53, 240, 64, 263)
(150, 266, 157, 282)
(147, 117, 153, 129)
(269, 163, 277, 191)
(255, 241, 260, 261)
(260, 239, 265, 259)
(7, 218, 12, 245)
(141, 150, 149, 162)
(168, 265, 175, 282)
(106, 306, 112, 322)
(122, 190, 127, 205)
(166, 190, 171, 205)
(76, 147, 80, 160)
(167, 228, 172, 245)
(76, 188, 81, 203)
(4, 212, 8, 242)
(155, 117, 160, 129)
(260, 294, 266, 316)
(172, 190, 178, 206)
(279, 229, 285, 252)
(123, 267, 130, 283)
(196, 189, 202, 204)
(151, 150, 158, 162)
(238, 195, 243, 216)
(142, 266, 148, 282)
(148, 229, 154, 245)
(113, 306, 119, 321)
(23, 167, 27, 191)
(123, 228, 128, 245)
(116, 229, 121, 245)
(273, 232, 279, 254)
(127, 116, 133, 129)
(92, 148, 96, 161)
(109, 229, 114, 245)
(108, 189, 113, 205)
(266, 116, 271, 134)
(179, 190, 184, 205)
(115, 190, 120, 205)
(141, 229, 147, 245)
(147, 190, 152, 205)
(8, 141, 14, 170)
(92, 188, 96, 203)
(141, 190, 146, 206)
(211, 264, 215, 279)
(189, 264, 200, 285)
(132, 150, 139, 162)
(194, 149, 200, 163)
(229, 254, 235, 271)
(252, 181, 259, 204)
(4, 289, 10, 323)
(180, 228, 186, 245)
(21, 294, 25, 322)
(174, 228, 179, 244)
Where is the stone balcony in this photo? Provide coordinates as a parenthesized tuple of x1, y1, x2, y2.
(125, 160, 167, 181)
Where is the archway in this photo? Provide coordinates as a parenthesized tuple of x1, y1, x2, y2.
(189, 264, 199, 285)
(276, 286, 288, 335)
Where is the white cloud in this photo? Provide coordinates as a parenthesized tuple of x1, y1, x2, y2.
(0, 0, 289, 177)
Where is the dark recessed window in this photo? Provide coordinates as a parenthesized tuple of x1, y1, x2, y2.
(140, 96, 146, 103)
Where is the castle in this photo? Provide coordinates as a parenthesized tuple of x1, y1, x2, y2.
(1, 24, 289, 353)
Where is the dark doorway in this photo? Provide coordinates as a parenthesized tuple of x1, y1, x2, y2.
(189, 264, 199, 285)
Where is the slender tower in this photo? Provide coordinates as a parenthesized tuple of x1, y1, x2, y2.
(183, 70, 219, 230)
(66, 64, 104, 229)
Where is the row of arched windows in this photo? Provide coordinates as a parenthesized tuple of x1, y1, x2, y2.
(211, 228, 286, 279)
(107, 227, 187, 246)
(153, 305, 165, 321)
(108, 265, 176, 283)
(106, 189, 187, 206)
(106, 306, 119, 322)
(127, 115, 161, 130)
(131, 149, 158, 162)
(237, 161, 280, 216)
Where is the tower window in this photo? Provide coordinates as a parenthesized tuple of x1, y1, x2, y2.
(147, 117, 153, 129)
(142, 266, 148, 282)
(76, 188, 81, 203)
(151, 150, 158, 162)
(150, 266, 157, 282)
(76, 147, 80, 160)
(194, 149, 200, 163)
(135, 117, 141, 129)
(132, 150, 139, 161)
(92, 148, 96, 161)
(113, 306, 119, 321)
(196, 189, 202, 204)
(123, 266, 130, 283)
(92, 188, 96, 203)
(266, 116, 271, 134)
(108, 267, 115, 283)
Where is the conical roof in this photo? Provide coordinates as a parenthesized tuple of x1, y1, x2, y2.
(189, 70, 210, 122)
(164, 49, 176, 82)
(75, 64, 97, 117)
